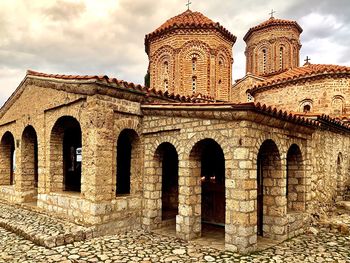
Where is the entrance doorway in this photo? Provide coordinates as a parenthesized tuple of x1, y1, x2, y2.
(256, 139, 283, 238)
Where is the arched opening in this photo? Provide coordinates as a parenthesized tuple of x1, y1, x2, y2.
(50, 116, 82, 192)
(192, 57, 197, 72)
(286, 144, 305, 212)
(190, 138, 225, 235)
(154, 142, 179, 222)
(116, 129, 139, 195)
(303, 105, 311, 113)
(21, 126, 39, 199)
(257, 139, 285, 238)
(0, 132, 15, 185)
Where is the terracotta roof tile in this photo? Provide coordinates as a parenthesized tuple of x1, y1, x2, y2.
(249, 64, 350, 95)
(244, 17, 302, 41)
(145, 10, 236, 52)
(26, 70, 215, 103)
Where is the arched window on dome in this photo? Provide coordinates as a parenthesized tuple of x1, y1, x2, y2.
(164, 79, 169, 92)
(163, 61, 169, 75)
(299, 99, 313, 113)
(192, 57, 197, 72)
(279, 47, 284, 70)
(262, 49, 267, 74)
(192, 76, 197, 94)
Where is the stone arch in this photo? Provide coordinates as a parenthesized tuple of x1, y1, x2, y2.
(332, 95, 345, 115)
(186, 138, 226, 237)
(0, 131, 15, 185)
(21, 125, 39, 201)
(49, 115, 82, 192)
(216, 48, 230, 99)
(286, 144, 305, 212)
(299, 99, 313, 113)
(113, 119, 142, 196)
(256, 138, 286, 239)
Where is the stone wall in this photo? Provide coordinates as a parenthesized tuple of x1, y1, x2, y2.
(252, 77, 350, 116)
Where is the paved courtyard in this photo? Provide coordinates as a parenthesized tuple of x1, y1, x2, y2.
(0, 224, 349, 262)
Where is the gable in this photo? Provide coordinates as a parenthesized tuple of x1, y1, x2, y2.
(0, 79, 86, 125)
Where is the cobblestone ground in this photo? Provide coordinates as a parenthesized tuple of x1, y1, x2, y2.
(0, 226, 349, 263)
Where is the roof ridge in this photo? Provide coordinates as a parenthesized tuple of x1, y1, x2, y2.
(249, 64, 350, 95)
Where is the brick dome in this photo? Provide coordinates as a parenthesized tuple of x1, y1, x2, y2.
(244, 17, 303, 41)
(145, 10, 235, 53)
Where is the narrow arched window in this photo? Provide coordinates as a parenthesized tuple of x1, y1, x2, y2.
(262, 49, 267, 73)
(163, 61, 169, 74)
(279, 47, 283, 70)
(164, 79, 169, 92)
(303, 105, 311, 113)
(192, 58, 197, 72)
(192, 76, 197, 93)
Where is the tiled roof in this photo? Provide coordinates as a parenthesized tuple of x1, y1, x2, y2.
(145, 10, 236, 52)
(249, 64, 350, 95)
(244, 17, 302, 41)
(142, 101, 319, 127)
(26, 70, 215, 103)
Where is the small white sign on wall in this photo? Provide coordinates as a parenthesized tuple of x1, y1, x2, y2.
(76, 148, 82, 162)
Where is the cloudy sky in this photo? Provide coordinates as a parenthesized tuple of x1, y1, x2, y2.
(0, 0, 349, 106)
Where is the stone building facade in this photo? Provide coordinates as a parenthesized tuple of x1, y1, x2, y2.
(0, 9, 350, 254)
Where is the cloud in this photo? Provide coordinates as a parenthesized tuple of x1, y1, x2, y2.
(42, 0, 86, 22)
(0, 0, 349, 107)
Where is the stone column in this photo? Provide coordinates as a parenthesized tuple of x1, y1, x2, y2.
(176, 159, 201, 240)
(226, 147, 257, 253)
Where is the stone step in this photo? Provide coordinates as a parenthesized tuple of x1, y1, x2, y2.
(0, 201, 94, 248)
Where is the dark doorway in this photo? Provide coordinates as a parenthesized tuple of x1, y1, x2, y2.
(21, 126, 39, 192)
(256, 139, 282, 238)
(157, 143, 179, 221)
(63, 125, 82, 192)
(0, 132, 15, 185)
(199, 139, 225, 226)
(116, 129, 138, 195)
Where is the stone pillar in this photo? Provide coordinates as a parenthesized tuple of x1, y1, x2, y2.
(176, 159, 201, 240)
(82, 101, 114, 203)
(142, 147, 162, 229)
(226, 147, 257, 253)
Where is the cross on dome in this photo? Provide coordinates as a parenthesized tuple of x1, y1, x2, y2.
(269, 9, 276, 18)
(186, 0, 192, 10)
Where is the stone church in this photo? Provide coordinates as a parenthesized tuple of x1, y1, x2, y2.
(0, 9, 349, 253)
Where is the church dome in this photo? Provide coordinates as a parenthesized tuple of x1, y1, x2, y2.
(145, 10, 235, 53)
(243, 17, 303, 41)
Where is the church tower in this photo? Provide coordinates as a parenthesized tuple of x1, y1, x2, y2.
(145, 9, 236, 101)
(244, 14, 303, 76)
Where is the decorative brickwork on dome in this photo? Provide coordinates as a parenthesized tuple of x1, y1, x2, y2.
(145, 9, 235, 101)
(244, 17, 302, 77)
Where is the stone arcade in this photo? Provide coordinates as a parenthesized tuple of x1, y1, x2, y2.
(0, 9, 350, 253)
